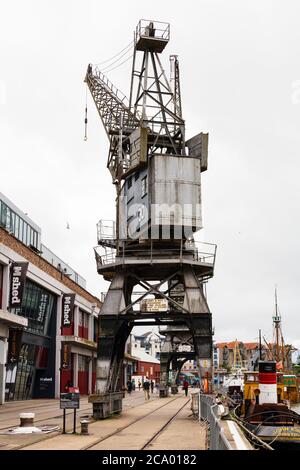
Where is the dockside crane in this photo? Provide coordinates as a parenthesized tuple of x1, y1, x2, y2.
(85, 20, 216, 419)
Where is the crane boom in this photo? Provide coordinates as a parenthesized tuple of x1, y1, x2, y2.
(85, 65, 137, 136)
(85, 64, 139, 179)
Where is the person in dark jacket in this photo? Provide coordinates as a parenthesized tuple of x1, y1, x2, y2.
(143, 379, 150, 400)
(183, 380, 189, 397)
(127, 379, 132, 394)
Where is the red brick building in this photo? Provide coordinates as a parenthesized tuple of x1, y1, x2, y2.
(131, 349, 160, 384)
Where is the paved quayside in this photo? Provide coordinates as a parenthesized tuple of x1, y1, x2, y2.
(20, 393, 207, 451)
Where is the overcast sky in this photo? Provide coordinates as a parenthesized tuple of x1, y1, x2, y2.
(1, 1, 300, 348)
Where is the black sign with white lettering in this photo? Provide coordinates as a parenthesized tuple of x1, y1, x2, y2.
(61, 294, 75, 328)
(37, 292, 49, 324)
(9, 262, 29, 308)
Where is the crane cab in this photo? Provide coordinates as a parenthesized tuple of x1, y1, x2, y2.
(136, 20, 170, 53)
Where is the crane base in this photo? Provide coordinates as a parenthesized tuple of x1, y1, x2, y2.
(89, 392, 123, 420)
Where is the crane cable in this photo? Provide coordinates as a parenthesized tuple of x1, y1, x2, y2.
(100, 50, 133, 73)
(93, 40, 133, 67)
(84, 83, 88, 141)
(103, 54, 133, 74)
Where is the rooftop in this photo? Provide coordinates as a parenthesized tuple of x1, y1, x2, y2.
(216, 341, 267, 350)
(131, 348, 160, 364)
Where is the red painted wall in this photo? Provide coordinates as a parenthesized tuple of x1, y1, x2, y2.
(133, 361, 160, 382)
(78, 325, 88, 339)
(61, 322, 74, 336)
(60, 369, 73, 393)
(78, 371, 88, 395)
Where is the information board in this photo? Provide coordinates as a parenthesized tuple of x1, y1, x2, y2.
(60, 392, 80, 409)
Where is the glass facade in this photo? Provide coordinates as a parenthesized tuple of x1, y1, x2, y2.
(0, 198, 40, 250)
(11, 343, 36, 400)
(6, 279, 57, 401)
(13, 279, 55, 335)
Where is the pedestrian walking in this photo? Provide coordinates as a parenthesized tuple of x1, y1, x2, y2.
(150, 380, 154, 393)
(64, 380, 73, 393)
(183, 380, 189, 397)
(127, 379, 132, 394)
(143, 379, 150, 400)
(138, 380, 141, 391)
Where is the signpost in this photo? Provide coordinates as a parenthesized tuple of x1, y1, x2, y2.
(60, 389, 80, 434)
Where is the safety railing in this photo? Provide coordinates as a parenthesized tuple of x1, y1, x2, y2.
(97, 219, 116, 242)
(191, 393, 233, 450)
(136, 20, 170, 42)
(94, 240, 217, 270)
(92, 66, 129, 106)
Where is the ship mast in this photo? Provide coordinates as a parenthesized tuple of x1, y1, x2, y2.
(273, 287, 281, 363)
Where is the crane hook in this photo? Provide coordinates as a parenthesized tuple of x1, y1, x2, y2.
(84, 105, 88, 141)
(84, 83, 88, 141)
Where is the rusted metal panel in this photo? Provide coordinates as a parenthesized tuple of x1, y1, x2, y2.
(186, 133, 208, 171)
(140, 298, 168, 312)
(150, 155, 202, 230)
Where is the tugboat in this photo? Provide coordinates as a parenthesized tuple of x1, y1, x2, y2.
(238, 361, 300, 446)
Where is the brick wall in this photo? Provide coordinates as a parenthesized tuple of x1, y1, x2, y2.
(134, 360, 160, 382)
(0, 226, 101, 306)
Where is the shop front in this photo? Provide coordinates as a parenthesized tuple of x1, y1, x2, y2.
(5, 278, 57, 401)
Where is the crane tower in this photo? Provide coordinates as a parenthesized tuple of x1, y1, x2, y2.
(85, 20, 216, 418)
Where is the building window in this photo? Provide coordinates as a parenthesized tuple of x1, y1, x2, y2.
(127, 176, 132, 189)
(78, 309, 89, 339)
(12, 278, 55, 335)
(0, 198, 39, 250)
(93, 317, 98, 343)
(78, 355, 89, 371)
(141, 176, 147, 197)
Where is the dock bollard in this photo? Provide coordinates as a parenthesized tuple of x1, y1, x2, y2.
(80, 419, 89, 435)
(19, 413, 35, 427)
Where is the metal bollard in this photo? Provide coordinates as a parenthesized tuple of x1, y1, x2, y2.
(80, 419, 89, 435)
(20, 412, 35, 427)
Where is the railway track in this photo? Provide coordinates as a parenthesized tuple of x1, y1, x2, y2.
(2, 394, 204, 451)
(0, 403, 93, 432)
(84, 396, 190, 451)
(0, 393, 147, 433)
(141, 398, 191, 450)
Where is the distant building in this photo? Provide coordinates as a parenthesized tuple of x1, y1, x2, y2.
(131, 348, 160, 384)
(215, 340, 294, 371)
(132, 330, 163, 360)
(0, 192, 101, 403)
(215, 341, 267, 371)
(181, 359, 198, 373)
